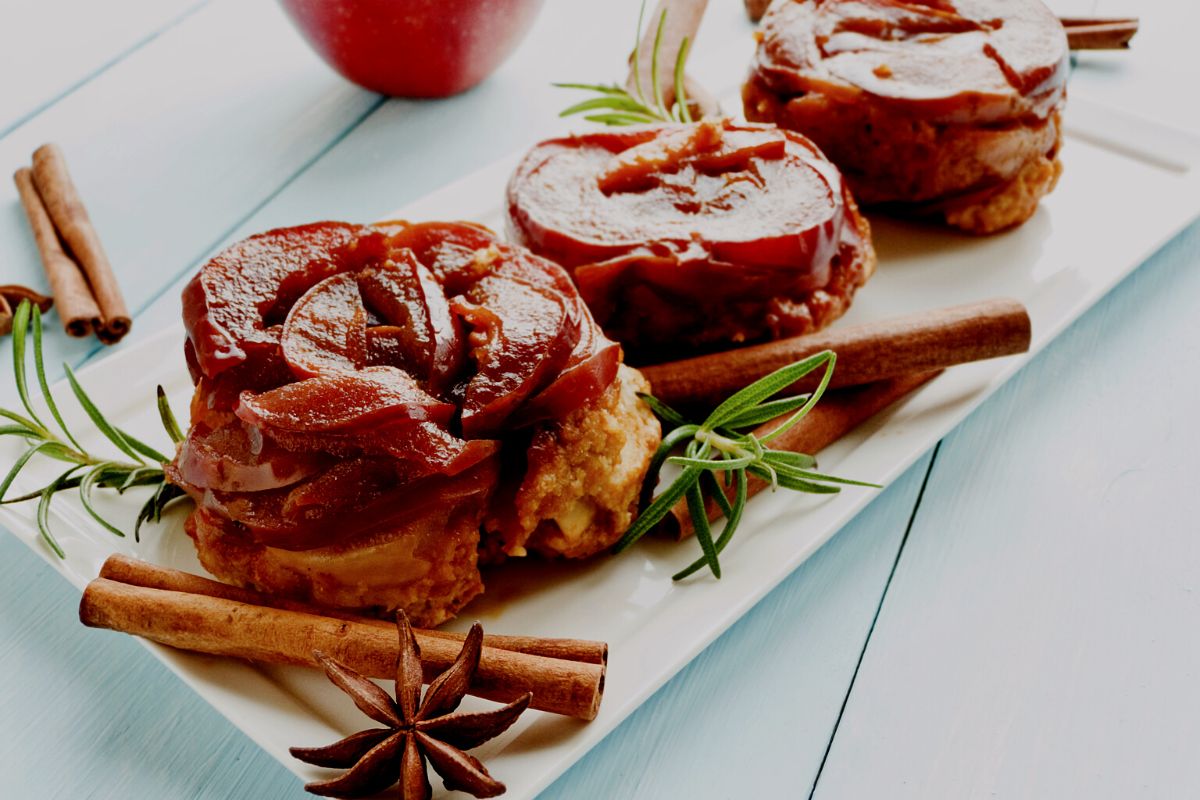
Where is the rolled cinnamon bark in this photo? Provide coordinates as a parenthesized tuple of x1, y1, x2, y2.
(642, 299, 1029, 409)
(99, 554, 607, 666)
(30, 144, 130, 343)
(1061, 17, 1139, 50)
(665, 371, 941, 539)
(80, 578, 605, 720)
(12, 167, 100, 337)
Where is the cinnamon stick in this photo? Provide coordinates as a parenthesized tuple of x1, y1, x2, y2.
(1061, 17, 1139, 50)
(641, 298, 1029, 409)
(29, 144, 130, 343)
(627, 0, 719, 117)
(98, 554, 606, 666)
(80, 578, 605, 720)
(12, 167, 100, 337)
(665, 371, 940, 539)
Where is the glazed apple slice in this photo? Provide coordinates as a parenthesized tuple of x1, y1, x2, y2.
(452, 275, 579, 437)
(358, 250, 463, 393)
(236, 366, 455, 435)
(374, 220, 500, 295)
(281, 273, 369, 379)
(200, 457, 497, 551)
(182, 222, 373, 379)
(173, 420, 331, 493)
(518, 295, 621, 425)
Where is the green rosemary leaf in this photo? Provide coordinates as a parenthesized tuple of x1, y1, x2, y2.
(157, 386, 184, 445)
(762, 456, 881, 488)
(119, 471, 167, 491)
(31, 306, 85, 452)
(0, 476, 85, 505)
(63, 363, 145, 464)
(0, 425, 42, 439)
(36, 441, 91, 465)
(637, 392, 688, 428)
(37, 467, 82, 559)
(674, 468, 747, 581)
(559, 95, 656, 118)
(758, 450, 818, 470)
(551, 82, 628, 94)
(118, 466, 159, 493)
(631, 0, 648, 104)
(686, 481, 720, 578)
(704, 351, 835, 431)
(0, 408, 43, 431)
(673, 36, 693, 124)
(749, 464, 841, 494)
(760, 353, 837, 443)
(116, 427, 169, 464)
(638, 423, 701, 509)
(583, 112, 661, 126)
(0, 441, 59, 501)
(11, 301, 48, 434)
(701, 469, 733, 519)
(615, 464, 702, 552)
(79, 464, 127, 538)
(650, 8, 669, 117)
(723, 394, 813, 430)
(667, 452, 753, 471)
(135, 483, 185, 541)
(716, 467, 748, 556)
(134, 490, 157, 541)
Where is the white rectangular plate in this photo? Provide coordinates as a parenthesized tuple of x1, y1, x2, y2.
(2, 91, 1198, 798)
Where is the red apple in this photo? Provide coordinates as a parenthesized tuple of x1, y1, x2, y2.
(279, 0, 545, 98)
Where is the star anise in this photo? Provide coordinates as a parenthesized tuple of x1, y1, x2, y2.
(290, 612, 531, 799)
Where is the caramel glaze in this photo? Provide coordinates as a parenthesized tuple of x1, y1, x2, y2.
(506, 119, 876, 359)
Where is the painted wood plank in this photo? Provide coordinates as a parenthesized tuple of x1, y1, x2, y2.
(0, 0, 205, 135)
(0, 0, 379, 385)
(0, 532, 297, 799)
(538, 454, 934, 800)
(811, 221, 1200, 799)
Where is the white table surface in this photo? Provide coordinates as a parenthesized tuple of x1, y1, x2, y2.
(0, 1, 1196, 797)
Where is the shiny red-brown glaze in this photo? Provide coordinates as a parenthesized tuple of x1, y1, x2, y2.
(281, 272, 369, 378)
(505, 119, 873, 355)
(173, 420, 331, 494)
(752, 0, 1069, 125)
(176, 220, 619, 552)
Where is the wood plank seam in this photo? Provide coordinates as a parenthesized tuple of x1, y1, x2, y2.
(805, 440, 943, 800)
(0, 0, 212, 140)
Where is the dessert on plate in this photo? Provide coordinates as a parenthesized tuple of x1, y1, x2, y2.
(168, 220, 660, 626)
(743, 0, 1069, 234)
(506, 118, 875, 359)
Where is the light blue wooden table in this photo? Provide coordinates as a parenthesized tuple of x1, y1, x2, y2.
(1, 1, 1196, 797)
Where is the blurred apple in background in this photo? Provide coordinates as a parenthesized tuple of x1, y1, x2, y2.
(279, 0, 546, 98)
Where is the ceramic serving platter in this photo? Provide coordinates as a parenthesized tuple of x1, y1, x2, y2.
(2, 75, 1199, 798)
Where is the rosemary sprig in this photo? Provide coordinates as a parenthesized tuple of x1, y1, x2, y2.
(555, 1, 695, 125)
(0, 300, 185, 557)
(617, 351, 879, 581)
